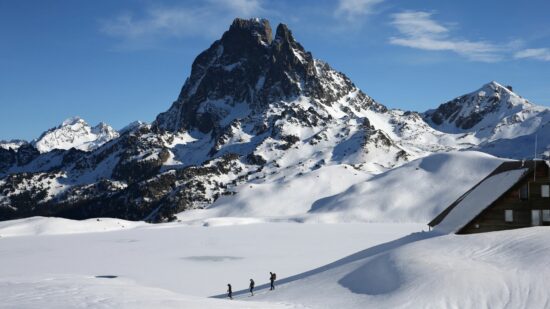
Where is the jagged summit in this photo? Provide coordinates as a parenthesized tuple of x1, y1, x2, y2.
(32, 117, 119, 153)
(478, 81, 517, 97)
(154, 18, 378, 133)
(226, 18, 273, 45)
(62, 116, 86, 126)
(483, 80, 506, 89)
(423, 81, 543, 133)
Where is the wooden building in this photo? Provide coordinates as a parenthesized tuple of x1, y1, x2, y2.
(429, 160, 550, 234)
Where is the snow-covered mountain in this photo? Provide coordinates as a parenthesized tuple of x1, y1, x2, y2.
(424, 81, 550, 142)
(152, 18, 405, 172)
(0, 139, 27, 151)
(1, 18, 550, 223)
(32, 117, 119, 153)
(423, 81, 550, 158)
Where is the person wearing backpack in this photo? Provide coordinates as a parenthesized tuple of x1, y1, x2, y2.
(269, 272, 277, 290)
(227, 283, 233, 300)
(249, 279, 255, 296)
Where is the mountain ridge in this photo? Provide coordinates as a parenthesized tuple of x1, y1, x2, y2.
(1, 18, 549, 223)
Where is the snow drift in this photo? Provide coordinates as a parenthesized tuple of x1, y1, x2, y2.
(248, 227, 550, 308)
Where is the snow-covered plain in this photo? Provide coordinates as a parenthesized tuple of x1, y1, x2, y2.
(2, 218, 549, 308)
(1, 275, 290, 309)
(0, 218, 423, 308)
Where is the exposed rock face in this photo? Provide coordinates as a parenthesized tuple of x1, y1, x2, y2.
(422, 81, 550, 152)
(424, 81, 538, 132)
(0, 124, 245, 222)
(154, 18, 379, 134)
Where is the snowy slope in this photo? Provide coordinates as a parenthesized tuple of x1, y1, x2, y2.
(181, 164, 372, 221)
(247, 227, 550, 308)
(32, 117, 119, 153)
(477, 120, 550, 159)
(181, 151, 505, 224)
(307, 151, 506, 223)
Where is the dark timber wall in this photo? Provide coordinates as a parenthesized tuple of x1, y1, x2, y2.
(459, 164, 550, 234)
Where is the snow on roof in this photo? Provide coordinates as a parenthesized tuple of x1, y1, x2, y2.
(434, 168, 528, 234)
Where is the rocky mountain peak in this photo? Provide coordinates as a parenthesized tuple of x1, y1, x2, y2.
(225, 18, 273, 45)
(153, 18, 365, 133)
(423, 81, 541, 133)
(61, 116, 87, 126)
(483, 80, 504, 89)
(478, 81, 516, 98)
(32, 117, 119, 153)
(274, 23, 292, 43)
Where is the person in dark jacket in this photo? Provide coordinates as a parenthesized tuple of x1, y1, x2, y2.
(249, 279, 255, 296)
(269, 272, 276, 290)
(227, 283, 233, 300)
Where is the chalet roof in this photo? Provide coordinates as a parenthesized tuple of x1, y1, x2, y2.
(428, 160, 549, 233)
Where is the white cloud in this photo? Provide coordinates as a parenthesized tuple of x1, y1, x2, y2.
(335, 0, 384, 22)
(514, 48, 550, 61)
(100, 0, 265, 49)
(389, 11, 502, 62)
(216, 0, 263, 16)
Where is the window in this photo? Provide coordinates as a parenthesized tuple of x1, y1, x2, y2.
(543, 210, 550, 222)
(505, 210, 514, 223)
(542, 185, 550, 198)
(520, 184, 529, 200)
(532, 210, 541, 226)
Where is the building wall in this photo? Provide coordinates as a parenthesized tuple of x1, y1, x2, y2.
(459, 168, 550, 234)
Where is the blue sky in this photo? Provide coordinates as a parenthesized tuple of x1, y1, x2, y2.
(1, 0, 550, 140)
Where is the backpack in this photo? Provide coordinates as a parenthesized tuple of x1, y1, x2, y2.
(272, 273, 277, 280)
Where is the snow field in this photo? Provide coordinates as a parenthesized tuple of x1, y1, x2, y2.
(0, 216, 148, 237)
(1, 274, 294, 309)
(0, 219, 423, 298)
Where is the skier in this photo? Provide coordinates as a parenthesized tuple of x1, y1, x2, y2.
(269, 272, 277, 290)
(249, 278, 255, 296)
